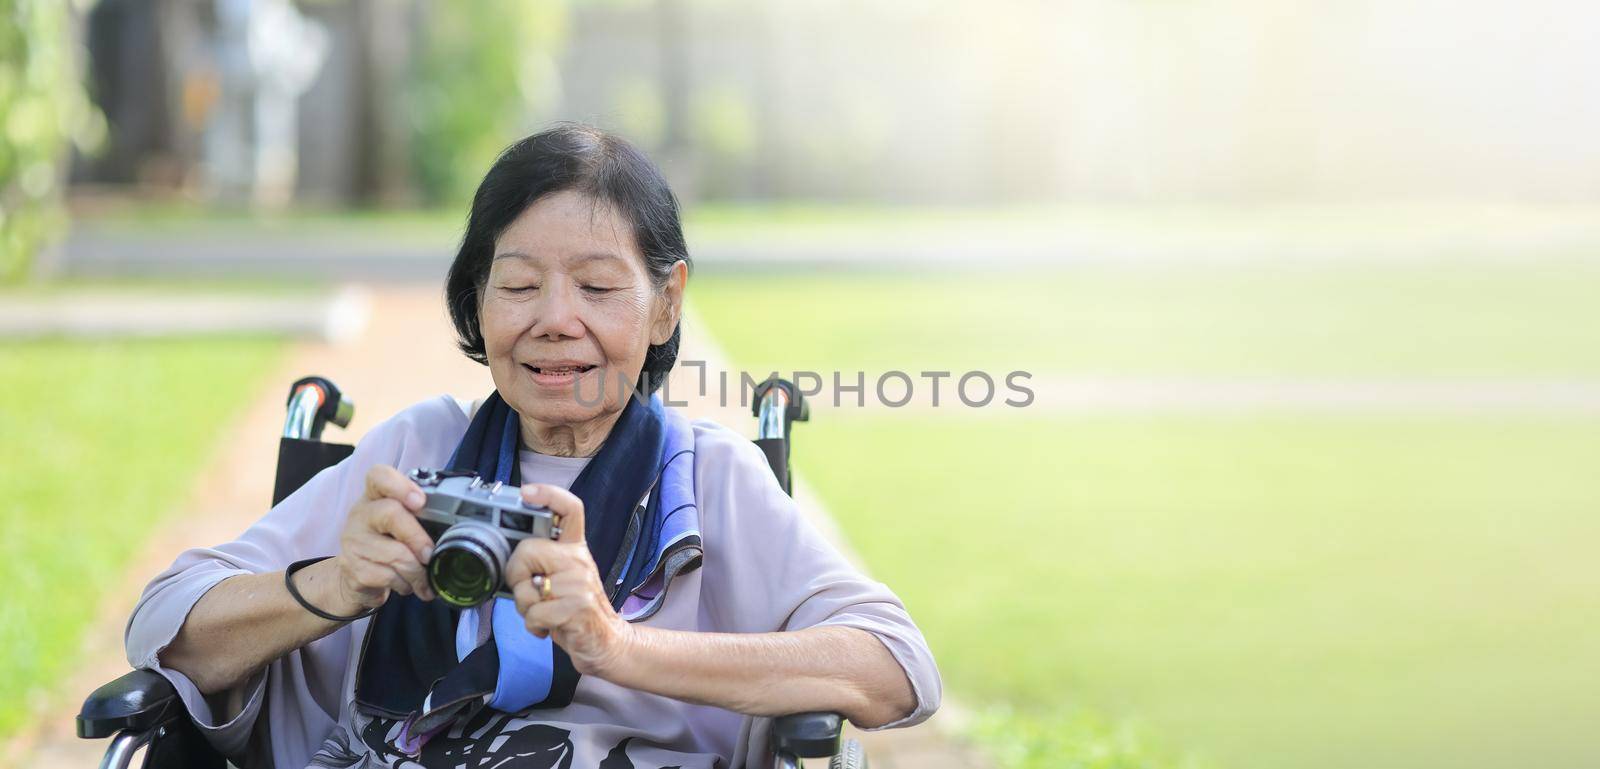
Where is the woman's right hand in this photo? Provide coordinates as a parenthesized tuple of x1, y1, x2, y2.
(333, 465, 437, 610)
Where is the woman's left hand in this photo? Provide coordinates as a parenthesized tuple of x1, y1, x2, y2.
(505, 484, 634, 676)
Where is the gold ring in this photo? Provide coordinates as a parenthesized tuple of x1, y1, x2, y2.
(537, 574, 554, 600)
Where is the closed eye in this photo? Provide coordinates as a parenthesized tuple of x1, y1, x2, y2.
(499, 285, 538, 293)
(581, 286, 617, 295)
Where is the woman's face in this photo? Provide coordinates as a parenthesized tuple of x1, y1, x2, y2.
(479, 190, 683, 440)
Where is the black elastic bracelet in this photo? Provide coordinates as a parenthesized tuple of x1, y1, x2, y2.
(285, 557, 378, 622)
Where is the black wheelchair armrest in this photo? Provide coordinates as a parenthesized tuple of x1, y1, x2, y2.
(77, 668, 184, 739)
(772, 711, 843, 758)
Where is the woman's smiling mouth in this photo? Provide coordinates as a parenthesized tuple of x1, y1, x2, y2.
(522, 362, 598, 387)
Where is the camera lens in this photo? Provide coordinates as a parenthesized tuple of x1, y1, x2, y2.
(427, 521, 509, 608)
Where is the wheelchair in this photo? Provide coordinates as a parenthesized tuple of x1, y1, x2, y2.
(76, 376, 866, 769)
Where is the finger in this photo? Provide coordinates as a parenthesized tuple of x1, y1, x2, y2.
(522, 598, 579, 638)
(523, 588, 601, 636)
(351, 560, 405, 595)
(375, 538, 435, 600)
(522, 484, 585, 543)
(511, 576, 540, 616)
(505, 540, 535, 590)
(387, 567, 414, 596)
(369, 501, 436, 564)
(349, 538, 425, 596)
(365, 465, 425, 510)
(505, 537, 562, 587)
(566, 567, 606, 600)
(549, 567, 611, 613)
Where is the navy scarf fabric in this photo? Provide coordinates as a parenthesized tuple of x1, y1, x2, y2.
(353, 391, 678, 746)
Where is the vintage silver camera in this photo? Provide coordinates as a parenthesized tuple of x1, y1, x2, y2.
(407, 468, 562, 608)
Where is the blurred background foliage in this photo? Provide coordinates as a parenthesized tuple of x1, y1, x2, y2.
(50, 0, 1600, 224)
(405, 0, 567, 204)
(0, 0, 99, 283)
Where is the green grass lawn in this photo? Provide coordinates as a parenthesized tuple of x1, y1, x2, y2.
(689, 265, 1600, 769)
(691, 264, 1600, 378)
(0, 337, 283, 737)
(796, 415, 1600, 769)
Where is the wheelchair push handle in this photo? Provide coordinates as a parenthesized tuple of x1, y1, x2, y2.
(274, 376, 356, 506)
(283, 375, 354, 441)
(752, 377, 809, 442)
(751, 378, 809, 496)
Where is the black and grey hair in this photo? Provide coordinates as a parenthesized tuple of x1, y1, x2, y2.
(445, 123, 691, 393)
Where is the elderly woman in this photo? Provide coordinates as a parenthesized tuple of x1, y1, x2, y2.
(124, 124, 939, 768)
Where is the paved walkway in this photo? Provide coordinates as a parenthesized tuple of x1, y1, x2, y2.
(3, 287, 985, 769)
(0, 287, 370, 342)
(57, 205, 1600, 279)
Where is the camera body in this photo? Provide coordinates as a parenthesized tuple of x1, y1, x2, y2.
(408, 468, 562, 607)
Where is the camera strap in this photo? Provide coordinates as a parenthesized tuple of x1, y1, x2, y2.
(352, 389, 702, 755)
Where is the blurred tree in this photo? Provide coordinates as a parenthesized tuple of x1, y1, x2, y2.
(613, 77, 666, 148)
(1, 0, 99, 282)
(690, 85, 755, 199)
(656, 0, 687, 154)
(407, 0, 567, 204)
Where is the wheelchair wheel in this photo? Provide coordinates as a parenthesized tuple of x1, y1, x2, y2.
(829, 738, 867, 769)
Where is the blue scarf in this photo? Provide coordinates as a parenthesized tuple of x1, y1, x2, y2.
(353, 391, 701, 751)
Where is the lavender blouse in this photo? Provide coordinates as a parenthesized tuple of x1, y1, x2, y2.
(124, 395, 940, 768)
